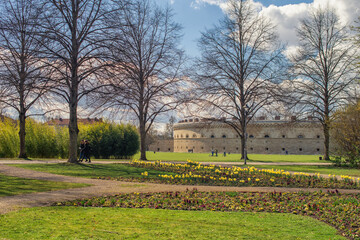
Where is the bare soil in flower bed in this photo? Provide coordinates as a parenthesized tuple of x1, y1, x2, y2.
(58, 189, 360, 240)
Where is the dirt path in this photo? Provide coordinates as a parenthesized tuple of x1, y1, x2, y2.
(1, 164, 360, 215)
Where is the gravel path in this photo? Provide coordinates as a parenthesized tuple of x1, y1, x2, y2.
(1, 163, 358, 215)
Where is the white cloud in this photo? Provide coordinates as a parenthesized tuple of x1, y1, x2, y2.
(191, 0, 360, 55)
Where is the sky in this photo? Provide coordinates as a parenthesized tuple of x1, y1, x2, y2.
(155, 0, 360, 58)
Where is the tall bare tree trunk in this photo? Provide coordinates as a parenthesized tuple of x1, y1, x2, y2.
(18, 111, 27, 158)
(323, 115, 330, 161)
(68, 97, 79, 163)
(139, 120, 147, 160)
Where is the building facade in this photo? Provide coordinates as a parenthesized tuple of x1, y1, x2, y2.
(150, 118, 325, 155)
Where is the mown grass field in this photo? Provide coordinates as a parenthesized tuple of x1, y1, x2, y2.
(0, 207, 345, 240)
(132, 152, 327, 163)
(0, 174, 89, 197)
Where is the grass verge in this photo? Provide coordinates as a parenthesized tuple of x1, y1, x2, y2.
(0, 174, 89, 197)
(251, 165, 360, 177)
(12, 163, 172, 179)
(0, 207, 345, 240)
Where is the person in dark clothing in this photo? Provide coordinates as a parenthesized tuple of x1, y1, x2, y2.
(78, 140, 85, 162)
(84, 140, 91, 163)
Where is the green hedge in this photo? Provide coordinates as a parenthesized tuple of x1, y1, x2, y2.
(79, 122, 139, 159)
(0, 120, 139, 159)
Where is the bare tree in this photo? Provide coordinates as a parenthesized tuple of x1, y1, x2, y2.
(99, 0, 185, 160)
(194, 0, 285, 163)
(0, 0, 49, 158)
(38, 0, 112, 163)
(164, 116, 176, 139)
(289, 7, 358, 160)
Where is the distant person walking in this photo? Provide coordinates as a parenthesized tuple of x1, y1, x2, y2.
(84, 140, 91, 163)
(78, 140, 85, 162)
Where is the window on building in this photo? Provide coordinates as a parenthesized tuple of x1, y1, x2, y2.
(282, 135, 286, 138)
(211, 135, 215, 138)
(223, 147, 226, 150)
(181, 134, 183, 138)
(186, 146, 188, 149)
(168, 148, 171, 151)
(317, 135, 320, 139)
(265, 147, 269, 151)
(299, 148, 303, 151)
(236, 147, 239, 150)
(317, 148, 320, 152)
(201, 147, 204, 149)
(193, 134, 197, 138)
(282, 148, 285, 151)
(186, 134, 189, 138)
(222, 135, 226, 138)
(298, 135, 304, 138)
(250, 147, 253, 151)
(236, 135, 239, 138)
(157, 148, 160, 151)
(249, 135, 254, 138)
(264, 135, 270, 138)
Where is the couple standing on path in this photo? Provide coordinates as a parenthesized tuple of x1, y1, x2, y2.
(78, 140, 91, 163)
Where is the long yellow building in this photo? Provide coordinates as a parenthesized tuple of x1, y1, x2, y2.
(149, 117, 325, 155)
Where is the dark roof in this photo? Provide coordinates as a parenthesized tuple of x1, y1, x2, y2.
(46, 118, 103, 126)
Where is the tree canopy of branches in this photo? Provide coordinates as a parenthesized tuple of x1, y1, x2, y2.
(194, 0, 285, 163)
(332, 101, 360, 166)
(39, 0, 111, 162)
(0, 0, 49, 158)
(289, 7, 358, 160)
(100, 0, 185, 160)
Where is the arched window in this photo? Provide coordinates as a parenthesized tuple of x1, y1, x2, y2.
(264, 135, 270, 138)
(186, 134, 189, 138)
(210, 134, 215, 138)
(222, 134, 227, 138)
(282, 135, 286, 138)
(249, 135, 254, 138)
(180, 134, 183, 138)
(298, 135, 304, 138)
(265, 147, 269, 151)
(193, 134, 197, 138)
(299, 148, 303, 151)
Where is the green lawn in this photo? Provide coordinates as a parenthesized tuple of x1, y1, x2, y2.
(0, 207, 345, 240)
(12, 163, 172, 179)
(251, 165, 360, 178)
(133, 152, 327, 163)
(0, 174, 89, 197)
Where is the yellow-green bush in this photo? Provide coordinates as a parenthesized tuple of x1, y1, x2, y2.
(0, 119, 19, 158)
(0, 119, 139, 159)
